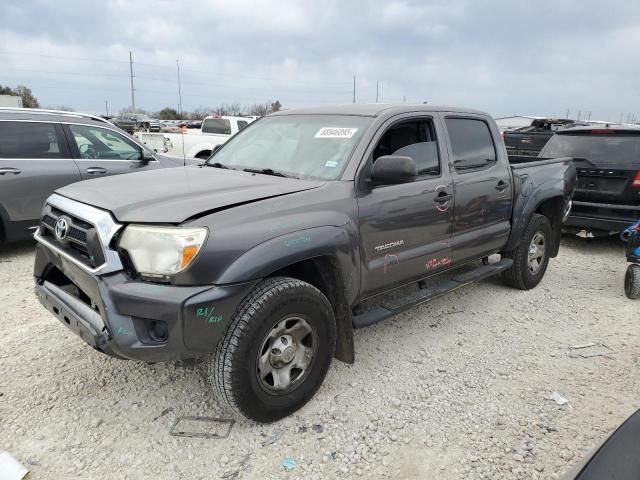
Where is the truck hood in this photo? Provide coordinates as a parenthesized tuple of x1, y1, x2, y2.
(56, 166, 324, 223)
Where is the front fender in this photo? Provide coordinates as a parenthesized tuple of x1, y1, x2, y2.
(216, 226, 357, 295)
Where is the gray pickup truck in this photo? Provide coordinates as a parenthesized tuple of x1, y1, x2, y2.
(33, 104, 576, 422)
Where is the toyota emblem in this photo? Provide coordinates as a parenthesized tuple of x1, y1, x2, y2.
(55, 218, 69, 240)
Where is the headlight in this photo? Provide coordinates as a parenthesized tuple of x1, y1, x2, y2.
(118, 225, 208, 277)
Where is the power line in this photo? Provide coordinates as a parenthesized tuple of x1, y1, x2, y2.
(0, 51, 351, 88)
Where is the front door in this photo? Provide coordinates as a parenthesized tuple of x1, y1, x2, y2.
(0, 121, 80, 238)
(64, 124, 162, 180)
(357, 116, 454, 296)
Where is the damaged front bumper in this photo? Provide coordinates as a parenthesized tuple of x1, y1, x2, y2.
(33, 242, 257, 362)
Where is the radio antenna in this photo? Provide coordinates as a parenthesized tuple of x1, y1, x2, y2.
(177, 59, 186, 165)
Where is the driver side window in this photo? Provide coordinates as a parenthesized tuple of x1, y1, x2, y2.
(69, 124, 143, 160)
(372, 118, 440, 176)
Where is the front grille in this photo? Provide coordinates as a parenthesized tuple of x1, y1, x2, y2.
(40, 208, 103, 268)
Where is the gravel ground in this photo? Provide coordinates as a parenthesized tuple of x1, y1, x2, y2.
(1, 236, 638, 479)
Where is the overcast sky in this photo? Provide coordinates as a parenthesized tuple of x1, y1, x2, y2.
(2, 0, 639, 121)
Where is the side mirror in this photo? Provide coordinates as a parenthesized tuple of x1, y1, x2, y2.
(141, 151, 155, 163)
(370, 155, 418, 185)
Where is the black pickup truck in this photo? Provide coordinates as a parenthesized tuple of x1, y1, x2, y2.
(503, 118, 580, 156)
(33, 104, 576, 422)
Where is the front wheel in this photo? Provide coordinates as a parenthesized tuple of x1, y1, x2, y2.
(502, 213, 552, 290)
(625, 264, 640, 299)
(208, 277, 336, 422)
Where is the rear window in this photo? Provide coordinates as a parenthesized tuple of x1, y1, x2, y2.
(446, 117, 497, 172)
(0, 121, 67, 158)
(542, 133, 640, 166)
(202, 118, 231, 135)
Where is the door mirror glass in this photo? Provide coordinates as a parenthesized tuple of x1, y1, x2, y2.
(141, 151, 155, 163)
(370, 155, 418, 185)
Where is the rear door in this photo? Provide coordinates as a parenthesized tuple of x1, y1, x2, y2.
(444, 115, 513, 264)
(64, 123, 163, 180)
(0, 120, 79, 235)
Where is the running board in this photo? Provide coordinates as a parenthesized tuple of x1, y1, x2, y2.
(351, 258, 513, 329)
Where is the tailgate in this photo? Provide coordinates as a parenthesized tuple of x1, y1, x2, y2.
(541, 130, 640, 206)
(574, 165, 639, 204)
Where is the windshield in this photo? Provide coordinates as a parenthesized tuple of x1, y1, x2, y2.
(542, 132, 640, 166)
(207, 114, 372, 180)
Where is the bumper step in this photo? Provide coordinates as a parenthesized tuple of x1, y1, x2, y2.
(352, 258, 513, 329)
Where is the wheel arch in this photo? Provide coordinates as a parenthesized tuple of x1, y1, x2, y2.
(266, 255, 355, 363)
(505, 187, 566, 257)
(216, 225, 359, 364)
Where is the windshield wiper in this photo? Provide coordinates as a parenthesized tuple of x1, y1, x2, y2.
(243, 167, 294, 178)
(206, 162, 232, 169)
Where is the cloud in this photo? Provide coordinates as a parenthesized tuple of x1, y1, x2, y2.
(1, 0, 639, 121)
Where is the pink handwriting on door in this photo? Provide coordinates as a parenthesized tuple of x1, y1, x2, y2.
(425, 257, 452, 270)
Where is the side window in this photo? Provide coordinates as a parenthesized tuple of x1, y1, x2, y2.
(372, 119, 440, 176)
(445, 118, 497, 172)
(237, 120, 248, 131)
(69, 125, 142, 160)
(202, 118, 232, 135)
(0, 121, 66, 159)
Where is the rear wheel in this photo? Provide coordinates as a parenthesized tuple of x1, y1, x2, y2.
(624, 264, 640, 299)
(502, 213, 552, 290)
(208, 277, 336, 422)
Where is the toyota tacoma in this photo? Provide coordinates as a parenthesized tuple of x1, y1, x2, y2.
(33, 104, 576, 422)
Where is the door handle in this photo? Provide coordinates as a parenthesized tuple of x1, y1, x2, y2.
(86, 167, 107, 174)
(495, 180, 508, 191)
(0, 167, 22, 175)
(434, 192, 453, 203)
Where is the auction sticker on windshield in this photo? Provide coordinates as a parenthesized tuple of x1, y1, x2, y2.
(315, 127, 358, 139)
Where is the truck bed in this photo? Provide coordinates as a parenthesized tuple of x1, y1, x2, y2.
(508, 155, 573, 168)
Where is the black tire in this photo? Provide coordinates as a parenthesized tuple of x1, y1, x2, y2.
(502, 213, 552, 290)
(208, 277, 336, 422)
(624, 264, 640, 299)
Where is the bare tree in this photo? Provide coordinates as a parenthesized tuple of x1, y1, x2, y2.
(212, 104, 229, 116)
(247, 102, 271, 116)
(246, 100, 283, 117)
(226, 102, 242, 116)
(190, 106, 210, 120)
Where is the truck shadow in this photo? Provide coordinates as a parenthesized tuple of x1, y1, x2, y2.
(560, 232, 626, 253)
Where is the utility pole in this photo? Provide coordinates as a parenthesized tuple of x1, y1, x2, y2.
(577, 109, 581, 121)
(376, 81, 379, 102)
(566, 109, 570, 119)
(177, 59, 183, 120)
(352, 75, 356, 103)
(403, 95, 406, 104)
(105, 100, 109, 117)
(129, 51, 136, 113)
(587, 111, 592, 121)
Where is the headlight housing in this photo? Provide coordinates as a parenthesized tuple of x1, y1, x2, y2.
(118, 225, 208, 278)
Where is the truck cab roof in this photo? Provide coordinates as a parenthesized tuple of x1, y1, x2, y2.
(271, 104, 488, 118)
